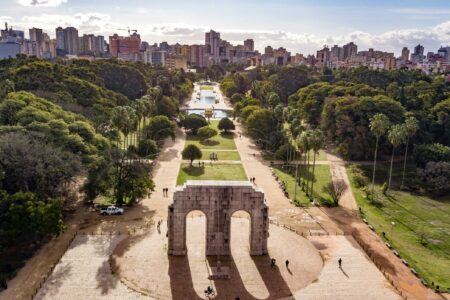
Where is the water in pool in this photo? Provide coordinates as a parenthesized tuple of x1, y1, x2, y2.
(186, 109, 230, 119)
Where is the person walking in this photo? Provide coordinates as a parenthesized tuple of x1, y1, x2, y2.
(285, 260, 290, 268)
(338, 258, 342, 268)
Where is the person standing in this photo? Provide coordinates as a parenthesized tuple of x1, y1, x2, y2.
(338, 258, 342, 268)
(285, 260, 289, 268)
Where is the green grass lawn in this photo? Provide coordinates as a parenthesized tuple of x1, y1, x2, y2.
(308, 149, 327, 161)
(347, 162, 450, 289)
(272, 164, 333, 206)
(177, 163, 248, 185)
(200, 150, 240, 161)
(185, 120, 237, 150)
(200, 85, 214, 90)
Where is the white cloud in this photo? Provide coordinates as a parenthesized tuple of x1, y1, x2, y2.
(390, 8, 450, 15)
(2, 12, 450, 55)
(18, 0, 67, 7)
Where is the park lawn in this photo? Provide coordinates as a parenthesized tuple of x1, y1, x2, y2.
(347, 162, 450, 289)
(200, 85, 214, 90)
(185, 120, 237, 150)
(177, 163, 247, 185)
(307, 149, 327, 161)
(272, 164, 333, 206)
(200, 150, 241, 161)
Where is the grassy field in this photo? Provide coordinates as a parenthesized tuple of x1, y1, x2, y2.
(347, 162, 450, 289)
(263, 149, 327, 162)
(200, 85, 214, 90)
(177, 163, 248, 185)
(272, 164, 333, 206)
(200, 150, 241, 161)
(185, 120, 237, 150)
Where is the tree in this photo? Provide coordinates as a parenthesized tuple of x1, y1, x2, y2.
(137, 139, 158, 157)
(143, 115, 175, 142)
(182, 145, 202, 166)
(323, 180, 347, 205)
(0, 132, 82, 198)
(267, 92, 280, 109)
(387, 124, 406, 192)
(418, 161, 450, 195)
(246, 109, 278, 150)
(197, 126, 218, 141)
(369, 113, 390, 197)
(112, 106, 138, 151)
(0, 79, 15, 98)
(401, 116, 419, 189)
(113, 160, 154, 206)
(182, 113, 207, 134)
(309, 129, 325, 199)
(218, 117, 235, 132)
(298, 131, 312, 192)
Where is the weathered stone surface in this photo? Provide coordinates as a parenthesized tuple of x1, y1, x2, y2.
(168, 180, 269, 256)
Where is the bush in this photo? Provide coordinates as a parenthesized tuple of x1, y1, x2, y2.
(413, 143, 450, 168)
(348, 164, 369, 188)
(218, 117, 235, 132)
(137, 139, 158, 157)
(381, 182, 388, 196)
(182, 113, 207, 134)
(274, 144, 290, 162)
(197, 126, 218, 141)
(418, 161, 450, 195)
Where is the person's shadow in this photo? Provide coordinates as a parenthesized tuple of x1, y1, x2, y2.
(339, 265, 349, 278)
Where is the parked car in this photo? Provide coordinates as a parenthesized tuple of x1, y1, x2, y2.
(100, 206, 124, 215)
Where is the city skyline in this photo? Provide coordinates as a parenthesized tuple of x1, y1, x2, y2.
(1, 0, 450, 56)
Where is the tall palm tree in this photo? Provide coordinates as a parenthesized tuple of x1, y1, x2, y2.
(369, 113, 390, 197)
(294, 136, 307, 203)
(134, 98, 147, 144)
(387, 124, 406, 192)
(401, 116, 419, 189)
(310, 129, 325, 200)
(299, 130, 312, 194)
(112, 106, 127, 150)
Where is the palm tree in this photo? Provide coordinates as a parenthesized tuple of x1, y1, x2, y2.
(299, 130, 312, 194)
(387, 124, 406, 192)
(134, 98, 147, 144)
(310, 129, 325, 200)
(112, 107, 127, 149)
(369, 113, 390, 197)
(401, 116, 419, 189)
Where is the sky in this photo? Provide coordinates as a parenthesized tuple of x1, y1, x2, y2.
(1, 0, 450, 55)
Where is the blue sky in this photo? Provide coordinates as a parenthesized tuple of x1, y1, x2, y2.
(1, 0, 450, 55)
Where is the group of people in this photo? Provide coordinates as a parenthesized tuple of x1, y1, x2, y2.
(162, 188, 169, 197)
(249, 177, 256, 184)
(270, 258, 290, 269)
(209, 152, 219, 161)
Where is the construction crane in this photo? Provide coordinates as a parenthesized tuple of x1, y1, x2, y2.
(117, 27, 138, 35)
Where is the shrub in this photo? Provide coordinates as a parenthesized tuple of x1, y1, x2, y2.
(413, 143, 450, 168)
(348, 164, 369, 188)
(218, 117, 235, 132)
(418, 161, 450, 195)
(197, 126, 218, 141)
(137, 139, 158, 157)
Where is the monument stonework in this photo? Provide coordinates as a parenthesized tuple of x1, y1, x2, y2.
(168, 181, 269, 256)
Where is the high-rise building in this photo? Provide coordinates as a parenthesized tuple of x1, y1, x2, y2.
(316, 46, 330, 67)
(1, 23, 24, 42)
(188, 44, 205, 67)
(244, 39, 254, 52)
(330, 45, 343, 61)
(401, 47, 410, 62)
(55, 27, 66, 56)
(0, 36, 21, 59)
(65, 27, 79, 55)
(29, 27, 44, 57)
(109, 33, 141, 59)
(411, 44, 424, 63)
(205, 30, 220, 56)
(343, 42, 357, 60)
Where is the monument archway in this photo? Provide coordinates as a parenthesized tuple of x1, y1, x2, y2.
(168, 181, 269, 256)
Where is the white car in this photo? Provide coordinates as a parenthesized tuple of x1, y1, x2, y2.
(100, 206, 124, 215)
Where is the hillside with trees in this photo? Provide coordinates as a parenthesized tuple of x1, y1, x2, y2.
(0, 56, 195, 283)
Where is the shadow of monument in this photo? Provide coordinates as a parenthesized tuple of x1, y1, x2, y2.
(168, 253, 293, 300)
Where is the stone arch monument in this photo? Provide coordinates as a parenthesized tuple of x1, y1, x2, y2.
(168, 181, 269, 256)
